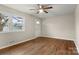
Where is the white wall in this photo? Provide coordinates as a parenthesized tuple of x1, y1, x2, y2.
(42, 14, 75, 40)
(0, 5, 41, 48)
(75, 5, 79, 53)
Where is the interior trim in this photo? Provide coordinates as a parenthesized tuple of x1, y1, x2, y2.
(0, 36, 38, 50)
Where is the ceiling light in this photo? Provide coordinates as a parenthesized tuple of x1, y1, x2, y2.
(36, 21, 40, 24)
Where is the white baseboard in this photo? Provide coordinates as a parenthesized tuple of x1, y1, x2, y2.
(41, 35, 74, 41)
(0, 36, 38, 49)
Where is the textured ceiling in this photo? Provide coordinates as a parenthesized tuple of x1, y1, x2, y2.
(3, 4, 76, 18)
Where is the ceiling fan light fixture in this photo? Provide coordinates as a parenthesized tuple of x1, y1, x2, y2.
(39, 5, 42, 8)
(39, 9, 43, 13)
(30, 4, 53, 14)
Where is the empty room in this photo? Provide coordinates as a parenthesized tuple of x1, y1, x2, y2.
(0, 4, 79, 55)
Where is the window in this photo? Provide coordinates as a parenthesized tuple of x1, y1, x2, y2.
(12, 16, 23, 31)
(0, 13, 24, 33)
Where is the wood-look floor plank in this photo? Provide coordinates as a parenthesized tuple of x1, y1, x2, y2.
(0, 37, 78, 55)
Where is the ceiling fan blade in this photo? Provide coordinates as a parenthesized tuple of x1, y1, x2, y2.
(44, 11, 48, 13)
(36, 11, 39, 14)
(29, 9, 36, 10)
(44, 7, 53, 9)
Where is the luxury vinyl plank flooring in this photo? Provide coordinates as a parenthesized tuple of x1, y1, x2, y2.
(0, 37, 78, 55)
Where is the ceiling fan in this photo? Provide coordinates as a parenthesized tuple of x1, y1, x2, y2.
(30, 4, 53, 14)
